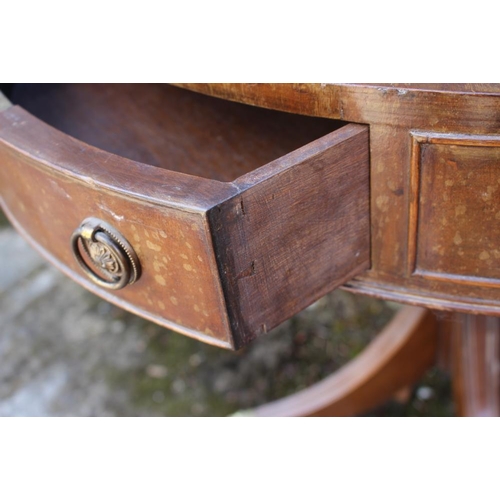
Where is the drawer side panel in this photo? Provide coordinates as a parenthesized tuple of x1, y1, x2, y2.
(210, 124, 370, 347)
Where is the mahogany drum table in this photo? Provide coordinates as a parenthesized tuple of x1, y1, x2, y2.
(1, 83, 499, 416)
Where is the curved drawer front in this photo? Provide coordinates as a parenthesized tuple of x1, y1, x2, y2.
(0, 107, 236, 347)
(0, 103, 369, 350)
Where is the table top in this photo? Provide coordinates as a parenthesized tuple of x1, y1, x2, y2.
(174, 83, 500, 127)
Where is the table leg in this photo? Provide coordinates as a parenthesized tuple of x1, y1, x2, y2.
(450, 313, 500, 417)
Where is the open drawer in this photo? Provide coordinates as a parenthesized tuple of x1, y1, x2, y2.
(0, 84, 369, 349)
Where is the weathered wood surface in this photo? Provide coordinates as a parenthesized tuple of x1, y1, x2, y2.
(175, 83, 500, 316)
(409, 132, 500, 286)
(0, 107, 235, 348)
(10, 84, 341, 182)
(174, 83, 500, 129)
(4, 82, 500, 334)
(211, 124, 370, 348)
(3, 82, 500, 416)
(0, 86, 370, 349)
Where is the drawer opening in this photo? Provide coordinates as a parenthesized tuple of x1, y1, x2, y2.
(1, 84, 369, 350)
(9, 83, 345, 182)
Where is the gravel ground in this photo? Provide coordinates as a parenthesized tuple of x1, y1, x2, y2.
(0, 213, 454, 417)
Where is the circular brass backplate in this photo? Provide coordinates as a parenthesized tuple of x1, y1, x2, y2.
(71, 217, 141, 290)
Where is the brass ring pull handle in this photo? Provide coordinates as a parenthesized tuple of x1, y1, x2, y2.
(71, 217, 141, 290)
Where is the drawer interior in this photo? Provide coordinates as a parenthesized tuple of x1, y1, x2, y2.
(8, 84, 344, 182)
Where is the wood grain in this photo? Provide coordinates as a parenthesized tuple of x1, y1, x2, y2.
(209, 124, 370, 348)
(0, 107, 235, 348)
(0, 92, 369, 349)
(409, 132, 500, 285)
(450, 313, 500, 416)
(174, 84, 500, 316)
(4, 82, 500, 415)
(10, 84, 500, 317)
(192, 84, 500, 318)
(174, 83, 500, 131)
(10, 84, 342, 182)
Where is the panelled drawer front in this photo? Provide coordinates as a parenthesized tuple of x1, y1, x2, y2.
(409, 132, 500, 288)
(0, 106, 370, 350)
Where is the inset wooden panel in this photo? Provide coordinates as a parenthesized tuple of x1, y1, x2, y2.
(408, 132, 500, 287)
